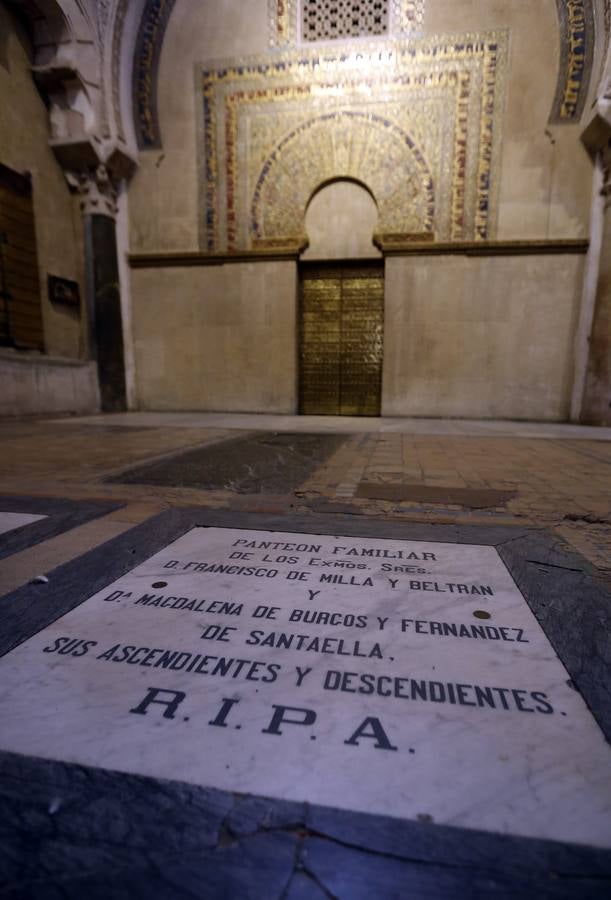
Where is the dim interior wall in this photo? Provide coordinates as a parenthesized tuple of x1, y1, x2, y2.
(0, 351, 99, 417)
(129, 0, 270, 252)
(131, 261, 297, 412)
(128, 0, 592, 253)
(425, 0, 592, 240)
(0, 5, 87, 361)
(126, 0, 596, 419)
(382, 254, 584, 421)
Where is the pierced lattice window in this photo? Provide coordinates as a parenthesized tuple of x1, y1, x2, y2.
(301, 0, 389, 42)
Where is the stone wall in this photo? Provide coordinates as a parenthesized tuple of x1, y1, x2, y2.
(0, 5, 87, 362)
(0, 351, 99, 417)
(382, 253, 584, 421)
(126, 0, 598, 419)
(129, 0, 270, 253)
(131, 261, 297, 412)
(129, 0, 593, 251)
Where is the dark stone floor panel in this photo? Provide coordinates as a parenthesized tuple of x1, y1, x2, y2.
(108, 431, 348, 493)
(1, 752, 610, 900)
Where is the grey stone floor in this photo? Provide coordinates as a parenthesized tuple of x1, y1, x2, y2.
(52, 411, 611, 440)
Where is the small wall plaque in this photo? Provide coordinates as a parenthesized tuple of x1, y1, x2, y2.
(48, 275, 80, 309)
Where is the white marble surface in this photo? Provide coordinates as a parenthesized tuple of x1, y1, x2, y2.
(1, 526, 610, 847)
(0, 512, 47, 537)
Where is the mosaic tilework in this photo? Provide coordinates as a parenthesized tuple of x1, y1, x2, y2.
(391, 0, 425, 35)
(198, 33, 507, 252)
(132, 0, 176, 149)
(269, 0, 424, 46)
(549, 0, 594, 123)
(251, 110, 434, 247)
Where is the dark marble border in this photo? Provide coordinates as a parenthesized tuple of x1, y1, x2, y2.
(1, 509, 610, 897)
(0, 495, 122, 563)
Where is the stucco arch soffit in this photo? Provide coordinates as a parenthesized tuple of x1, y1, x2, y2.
(197, 33, 508, 252)
(303, 178, 381, 259)
(251, 111, 434, 250)
(305, 176, 378, 222)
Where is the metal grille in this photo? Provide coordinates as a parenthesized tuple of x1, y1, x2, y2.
(301, 0, 389, 42)
(299, 264, 384, 416)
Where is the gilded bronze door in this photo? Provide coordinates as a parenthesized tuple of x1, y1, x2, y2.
(299, 263, 384, 416)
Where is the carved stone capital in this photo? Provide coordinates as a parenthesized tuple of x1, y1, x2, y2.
(67, 164, 119, 218)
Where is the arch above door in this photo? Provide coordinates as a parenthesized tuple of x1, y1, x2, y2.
(251, 109, 434, 251)
(302, 178, 381, 260)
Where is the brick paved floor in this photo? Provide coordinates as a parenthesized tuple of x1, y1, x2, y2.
(0, 414, 609, 590)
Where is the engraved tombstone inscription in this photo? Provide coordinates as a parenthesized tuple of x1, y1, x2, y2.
(0, 526, 610, 847)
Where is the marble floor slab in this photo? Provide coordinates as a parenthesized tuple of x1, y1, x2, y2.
(0, 511, 47, 536)
(1, 526, 610, 848)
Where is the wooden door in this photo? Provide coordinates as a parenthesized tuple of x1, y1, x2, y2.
(0, 164, 44, 351)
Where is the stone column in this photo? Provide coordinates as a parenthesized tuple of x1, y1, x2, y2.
(579, 141, 611, 425)
(571, 76, 611, 428)
(76, 166, 127, 413)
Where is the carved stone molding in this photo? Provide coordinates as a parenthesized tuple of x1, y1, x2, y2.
(128, 239, 589, 268)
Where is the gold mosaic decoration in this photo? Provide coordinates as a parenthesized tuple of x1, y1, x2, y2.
(549, 0, 594, 123)
(198, 33, 507, 251)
